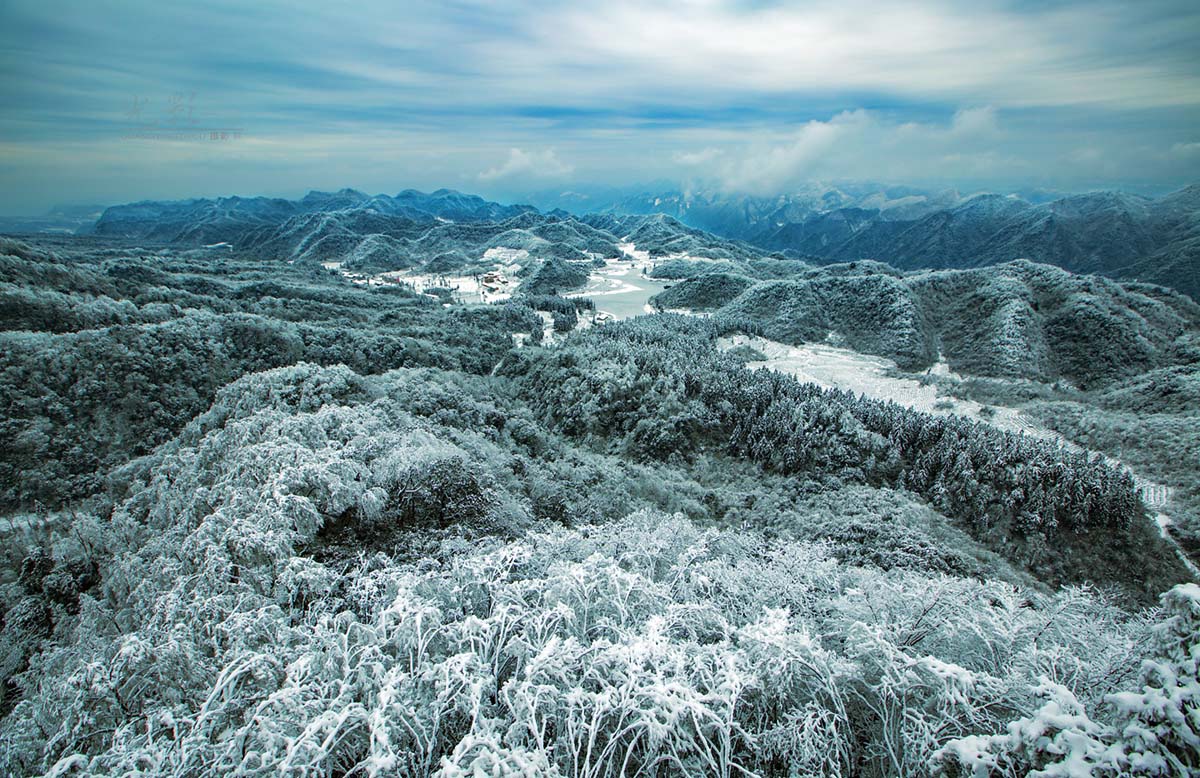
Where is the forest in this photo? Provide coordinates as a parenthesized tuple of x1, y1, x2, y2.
(0, 234, 1197, 776)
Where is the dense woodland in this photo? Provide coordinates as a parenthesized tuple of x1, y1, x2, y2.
(0, 234, 1197, 776)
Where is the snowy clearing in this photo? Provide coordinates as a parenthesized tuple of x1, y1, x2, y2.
(718, 334, 1194, 571)
(370, 262, 523, 304)
(718, 334, 1048, 437)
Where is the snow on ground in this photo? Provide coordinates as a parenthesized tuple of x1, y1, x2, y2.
(370, 262, 523, 304)
(719, 334, 1038, 428)
(563, 262, 644, 299)
(535, 311, 556, 344)
(483, 247, 530, 264)
(617, 242, 652, 264)
(718, 334, 1193, 566)
(328, 247, 533, 301)
(1142, 484, 1175, 509)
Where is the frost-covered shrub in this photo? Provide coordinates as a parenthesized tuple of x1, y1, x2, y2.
(934, 582, 1200, 777)
(1109, 582, 1200, 774)
(1, 502, 1160, 777)
(0, 357, 1180, 777)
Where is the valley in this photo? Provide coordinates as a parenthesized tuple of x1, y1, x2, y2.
(564, 258, 673, 320)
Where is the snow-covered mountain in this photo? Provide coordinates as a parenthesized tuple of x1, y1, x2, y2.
(88, 188, 538, 245)
(533, 184, 1200, 300)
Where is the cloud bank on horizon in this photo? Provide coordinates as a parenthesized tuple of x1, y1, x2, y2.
(0, 0, 1198, 212)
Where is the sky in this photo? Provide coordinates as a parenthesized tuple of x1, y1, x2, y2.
(0, 0, 1198, 214)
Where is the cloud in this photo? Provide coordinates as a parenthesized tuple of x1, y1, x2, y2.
(1170, 142, 1200, 158)
(714, 114, 851, 193)
(0, 0, 1198, 211)
(478, 148, 574, 182)
(537, 0, 1200, 110)
(950, 106, 999, 137)
(688, 108, 1023, 193)
(673, 147, 723, 166)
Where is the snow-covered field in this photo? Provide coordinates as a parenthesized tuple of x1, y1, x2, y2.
(369, 262, 523, 304)
(617, 241, 651, 264)
(719, 334, 1193, 569)
(718, 335, 1047, 437)
(482, 247, 530, 264)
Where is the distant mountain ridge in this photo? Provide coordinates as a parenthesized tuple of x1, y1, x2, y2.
(86, 183, 781, 274)
(0, 204, 107, 236)
(554, 184, 1200, 300)
(89, 188, 538, 245)
(237, 209, 622, 269)
(87, 182, 1200, 300)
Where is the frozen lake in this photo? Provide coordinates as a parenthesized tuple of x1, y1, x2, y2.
(566, 256, 673, 320)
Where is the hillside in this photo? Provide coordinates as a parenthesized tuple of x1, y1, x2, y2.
(653, 260, 1200, 388)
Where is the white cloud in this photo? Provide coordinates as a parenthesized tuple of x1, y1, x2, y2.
(673, 147, 723, 166)
(950, 106, 999, 137)
(529, 0, 1200, 110)
(2, 0, 1198, 211)
(692, 108, 1021, 193)
(714, 115, 850, 194)
(1170, 141, 1200, 158)
(478, 148, 574, 182)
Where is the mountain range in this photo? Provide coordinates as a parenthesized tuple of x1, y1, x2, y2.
(26, 182, 1199, 303)
(81, 189, 780, 281)
(551, 184, 1200, 300)
(87, 188, 537, 246)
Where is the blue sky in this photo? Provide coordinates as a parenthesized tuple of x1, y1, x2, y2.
(1, 0, 1198, 213)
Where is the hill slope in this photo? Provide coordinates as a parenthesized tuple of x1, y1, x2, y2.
(1, 233, 1196, 776)
(654, 260, 1200, 387)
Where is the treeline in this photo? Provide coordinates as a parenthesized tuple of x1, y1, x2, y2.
(517, 293, 596, 332)
(505, 315, 1184, 592)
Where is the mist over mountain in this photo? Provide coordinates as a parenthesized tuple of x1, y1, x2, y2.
(0, 204, 107, 236)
